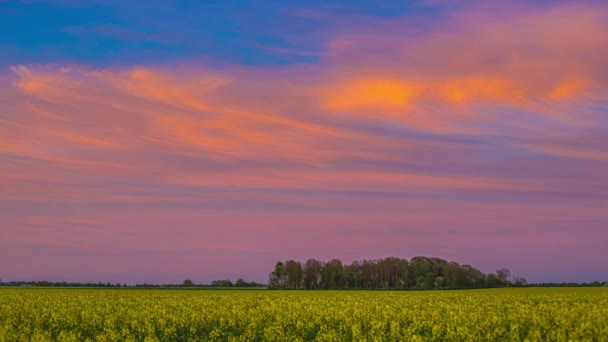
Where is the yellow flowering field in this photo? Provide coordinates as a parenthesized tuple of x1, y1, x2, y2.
(1, 287, 607, 341)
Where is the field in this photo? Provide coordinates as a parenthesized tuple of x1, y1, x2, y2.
(1, 287, 607, 341)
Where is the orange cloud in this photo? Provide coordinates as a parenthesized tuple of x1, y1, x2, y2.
(437, 77, 525, 103)
(10, 65, 79, 98)
(96, 67, 228, 111)
(550, 75, 593, 100)
(322, 77, 421, 113)
(2, 2, 607, 208)
(319, 3, 607, 125)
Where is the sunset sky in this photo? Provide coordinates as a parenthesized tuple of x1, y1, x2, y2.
(1, 0, 607, 284)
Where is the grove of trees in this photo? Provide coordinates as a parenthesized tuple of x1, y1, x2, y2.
(268, 256, 527, 290)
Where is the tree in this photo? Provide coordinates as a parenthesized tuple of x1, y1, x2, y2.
(496, 268, 511, 285)
(361, 260, 376, 289)
(268, 261, 285, 289)
(434, 276, 445, 289)
(486, 273, 499, 287)
(211, 279, 233, 287)
(268, 257, 521, 290)
(284, 260, 303, 289)
(321, 259, 343, 289)
(461, 264, 484, 287)
(303, 259, 322, 289)
(514, 277, 527, 286)
(343, 262, 362, 289)
(410, 256, 434, 288)
(380, 257, 409, 289)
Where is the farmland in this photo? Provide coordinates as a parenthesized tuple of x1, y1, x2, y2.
(1, 287, 607, 341)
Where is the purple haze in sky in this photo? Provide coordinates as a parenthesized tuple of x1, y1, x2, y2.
(1, 0, 607, 284)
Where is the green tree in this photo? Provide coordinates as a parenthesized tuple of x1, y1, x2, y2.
(284, 260, 303, 289)
(434, 276, 445, 289)
(486, 273, 499, 287)
(211, 279, 233, 287)
(514, 277, 527, 286)
(321, 259, 343, 289)
(303, 259, 322, 289)
(497, 268, 511, 285)
(343, 262, 362, 289)
(268, 261, 285, 289)
(268, 256, 519, 290)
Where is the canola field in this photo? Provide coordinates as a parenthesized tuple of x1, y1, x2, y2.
(1, 287, 607, 341)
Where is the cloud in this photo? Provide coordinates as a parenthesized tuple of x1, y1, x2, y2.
(3, 2, 608, 197)
(321, 3, 608, 116)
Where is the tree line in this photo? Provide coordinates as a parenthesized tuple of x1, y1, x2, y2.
(181, 279, 265, 288)
(0, 279, 265, 288)
(268, 256, 528, 290)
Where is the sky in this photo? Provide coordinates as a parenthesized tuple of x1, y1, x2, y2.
(1, 0, 607, 284)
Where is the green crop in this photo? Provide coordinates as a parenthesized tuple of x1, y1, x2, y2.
(1, 287, 607, 341)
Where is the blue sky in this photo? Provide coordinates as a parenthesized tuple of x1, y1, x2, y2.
(0, 0, 443, 67)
